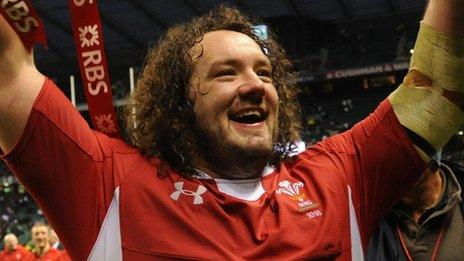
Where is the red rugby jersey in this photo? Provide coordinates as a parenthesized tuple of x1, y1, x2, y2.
(0, 245, 32, 261)
(2, 79, 425, 260)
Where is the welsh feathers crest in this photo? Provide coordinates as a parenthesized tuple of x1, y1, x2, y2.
(276, 180, 305, 202)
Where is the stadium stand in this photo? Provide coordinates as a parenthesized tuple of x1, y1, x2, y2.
(0, 162, 44, 249)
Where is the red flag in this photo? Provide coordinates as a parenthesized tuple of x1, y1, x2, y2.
(0, 0, 47, 50)
(68, 0, 121, 138)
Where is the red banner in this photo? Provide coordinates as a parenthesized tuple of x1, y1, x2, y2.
(68, 0, 121, 138)
(0, 0, 47, 50)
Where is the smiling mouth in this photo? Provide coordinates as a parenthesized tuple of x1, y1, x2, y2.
(229, 108, 268, 124)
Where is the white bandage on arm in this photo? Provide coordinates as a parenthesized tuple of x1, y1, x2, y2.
(388, 22, 464, 161)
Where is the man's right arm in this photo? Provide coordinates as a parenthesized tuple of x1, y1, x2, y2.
(1, 14, 123, 259)
(0, 14, 45, 153)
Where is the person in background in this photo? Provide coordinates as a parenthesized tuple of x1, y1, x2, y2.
(48, 229, 62, 251)
(0, 233, 32, 261)
(27, 223, 60, 261)
(367, 152, 464, 260)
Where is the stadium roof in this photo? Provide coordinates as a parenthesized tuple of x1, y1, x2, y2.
(31, 0, 426, 77)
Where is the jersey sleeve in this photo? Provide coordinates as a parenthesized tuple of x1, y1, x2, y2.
(0, 78, 123, 260)
(301, 99, 427, 248)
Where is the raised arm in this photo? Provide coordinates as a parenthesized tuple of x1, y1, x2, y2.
(423, 0, 464, 37)
(0, 15, 44, 153)
(388, 0, 464, 162)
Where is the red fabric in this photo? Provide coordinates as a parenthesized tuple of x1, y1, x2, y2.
(28, 248, 61, 261)
(68, 0, 121, 138)
(0, 245, 32, 261)
(51, 251, 70, 261)
(2, 79, 426, 260)
(0, 0, 46, 50)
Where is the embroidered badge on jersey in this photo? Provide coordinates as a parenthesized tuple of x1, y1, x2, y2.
(170, 181, 207, 205)
(276, 180, 322, 219)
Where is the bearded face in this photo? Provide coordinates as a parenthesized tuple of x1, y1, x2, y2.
(189, 30, 279, 178)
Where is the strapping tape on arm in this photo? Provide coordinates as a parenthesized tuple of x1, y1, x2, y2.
(389, 22, 464, 161)
(411, 22, 464, 92)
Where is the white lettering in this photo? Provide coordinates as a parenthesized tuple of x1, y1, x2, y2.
(85, 65, 105, 82)
(88, 81, 108, 96)
(73, 0, 94, 7)
(1, 0, 17, 9)
(392, 62, 409, 71)
(5, 1, 28, 21)
(306, 209, 322, 219)
(81, 49, 109, 96)
(82, 50, 102, 67)
(16, 16, 38, 33)
(1, 0, 39, 33)
(297, 200, 313, 208)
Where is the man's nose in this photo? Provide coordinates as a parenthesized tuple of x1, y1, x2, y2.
(238, 72, 266, 103)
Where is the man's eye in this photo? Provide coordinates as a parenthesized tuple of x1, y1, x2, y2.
(257, 70, 272, 81)
(216, 69, 235, 77)
(257, 70, 271, 77)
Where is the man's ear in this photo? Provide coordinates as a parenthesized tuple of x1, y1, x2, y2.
(189, 42, 204, 60)
(187, 75, 200, 104)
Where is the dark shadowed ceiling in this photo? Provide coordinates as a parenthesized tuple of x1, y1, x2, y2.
(29, 0, 426, 79)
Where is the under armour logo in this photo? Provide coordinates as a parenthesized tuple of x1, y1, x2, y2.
(170, 181, 207, 205)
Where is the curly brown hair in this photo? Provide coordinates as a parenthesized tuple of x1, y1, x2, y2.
(124, 5, 301, 177)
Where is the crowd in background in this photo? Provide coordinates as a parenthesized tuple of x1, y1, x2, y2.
(0, 222, 69, 260)
(0, 164, 42, 250)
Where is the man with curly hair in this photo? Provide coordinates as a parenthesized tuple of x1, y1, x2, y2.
(124, 8, 301, 178)
(0, 1, 463, 260)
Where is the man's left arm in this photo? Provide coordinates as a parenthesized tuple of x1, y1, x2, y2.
(423, 0, 464, 36)
(388, 0, 464, 162)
